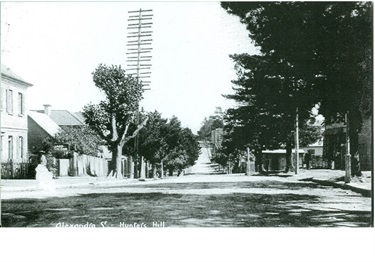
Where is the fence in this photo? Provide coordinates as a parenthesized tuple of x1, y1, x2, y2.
(1, 160, 30, 179)
(76, 154, 108, 177)
(57, 154, 108, 177)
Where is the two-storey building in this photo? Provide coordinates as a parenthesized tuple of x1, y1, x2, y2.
(1, 64, 32, 163)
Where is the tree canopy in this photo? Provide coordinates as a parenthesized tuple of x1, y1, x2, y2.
(221, 2, 372, 174)
(198, 110, 224, 141)
(138, 112, 200, 176)
(83, 64, 146, 178)
(222, 1, 372, 121)
(42, 125, 104, 158)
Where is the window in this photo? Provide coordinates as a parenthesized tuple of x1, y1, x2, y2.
(0, 134, 4, 156)
(18, 92, 24, 115)
(308, 149, 315, 155)
(18, 136, 24, 159)
(6, 89, 13, 114)
(8, 136, 13, 160)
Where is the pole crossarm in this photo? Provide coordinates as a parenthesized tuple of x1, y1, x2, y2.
(125, 8, 154, 178)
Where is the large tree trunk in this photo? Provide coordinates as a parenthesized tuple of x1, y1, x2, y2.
(139, 156, 146, 180)
(255, 148, 263, 174)
(114, 144, 124, 179)
(128, 155, 134, 179)
(108, 143, 123, 179)
(152, 164, 157, 179)
(285, 140, 294, 173)
(160, 161, 164, 178)
(349, 110, 362, 177)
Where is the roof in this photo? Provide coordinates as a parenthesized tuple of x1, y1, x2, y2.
(1, 64, 33, 87)
(28, 111, 62, 137)
(73, 112, 86, 124)
(48, 110, 85, 126)
(306, 140, 324, 147)
(263, 149, 305, 154)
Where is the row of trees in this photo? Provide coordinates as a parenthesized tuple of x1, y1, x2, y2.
(81, 64, 200, 178)
(138, 111, 200, 177)
(214, 2, 371, 175)
(43, 64, 200, 178)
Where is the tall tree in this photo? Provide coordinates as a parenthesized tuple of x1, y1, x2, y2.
(221, 2, 372, 175)
(223, 53, 318, 172)
(83, 64, 147, 178)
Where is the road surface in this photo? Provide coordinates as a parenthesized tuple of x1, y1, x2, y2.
(1, 144, 372, 227)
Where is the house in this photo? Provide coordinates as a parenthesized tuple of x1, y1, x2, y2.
(323, 117, 372, 171)
(34, 105, 85, 129)
(261, 149, 305, 172)
(301, 140, 326, 169)
(1, 64, 32, 163)
(27, 111, 62, 154)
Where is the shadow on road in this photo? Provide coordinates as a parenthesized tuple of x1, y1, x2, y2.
(2, 186, 371, 227)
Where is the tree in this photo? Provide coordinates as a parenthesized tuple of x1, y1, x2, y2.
(164, 126, 200, 176)
(198, 113, 224, 141)
(44, 126, 104, 156)
(138, 111, 168, 177)
(223, 53, 319, 172)
(83, 64, 147, 178)
(221, 2, 372, 175)
(137, 112, 200, 177)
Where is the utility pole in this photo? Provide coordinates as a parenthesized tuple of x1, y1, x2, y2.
(126, 9, 153, 180)
(345, 111, 351, 183)
(245, 146, 252, 176)
(295, 107, 299, 175)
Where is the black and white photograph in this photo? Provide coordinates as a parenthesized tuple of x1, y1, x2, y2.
(0, 1, 373, 261)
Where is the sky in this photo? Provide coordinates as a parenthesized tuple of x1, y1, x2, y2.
(1, 1, 258, 133)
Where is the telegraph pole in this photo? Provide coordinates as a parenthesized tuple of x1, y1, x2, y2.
(295, 107, 299, 174)
(126, 9, 153, 180)
(345, 111, 351, 183)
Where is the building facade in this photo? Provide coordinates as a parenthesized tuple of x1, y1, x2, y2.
(1, 64, 32, 163)
(323, 117, 372, 171)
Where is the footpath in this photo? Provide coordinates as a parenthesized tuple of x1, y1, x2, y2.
(279, 169, 372, 197)
(0, 169, 372, 198)
(0, 175, 155, 194)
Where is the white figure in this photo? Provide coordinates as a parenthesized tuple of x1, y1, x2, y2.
(35, 151, 55, 192)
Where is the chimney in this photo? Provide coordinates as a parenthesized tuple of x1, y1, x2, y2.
(43, 104, 51, 116)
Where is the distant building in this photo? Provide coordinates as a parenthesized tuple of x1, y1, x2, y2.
(261, 149, 304, 172)
(302, 140, 323, 157)
(34, 105, 85, 128)
(27, 111, 62, 154)
(302, 140, 326, 169)
(1, 64, 33, 162)
(211, 127, 223, 153)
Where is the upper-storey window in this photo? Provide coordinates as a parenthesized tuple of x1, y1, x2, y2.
(6, 89, 13, 114)
(18, 92, 24, 115)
